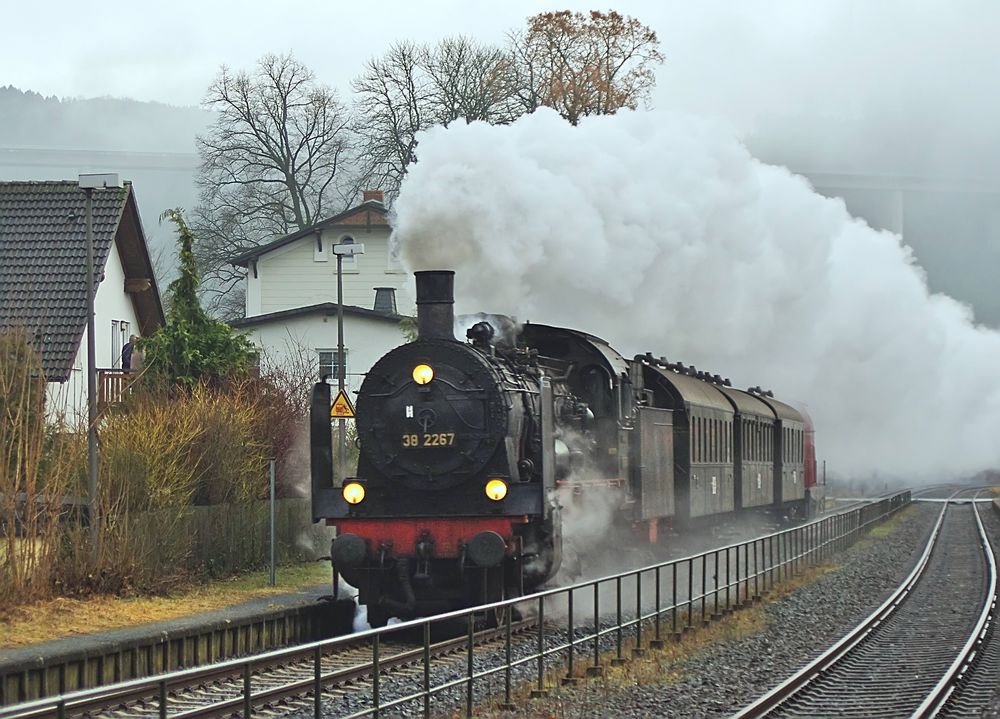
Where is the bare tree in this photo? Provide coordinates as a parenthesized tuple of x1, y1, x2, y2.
(508, 10, 664, 125)
(422, 37, 519, 126)
(352, 37, 520, 199)
(352, 13, 664, 197)
(352, 42, 430, 198)
(194, 53, 357, 316)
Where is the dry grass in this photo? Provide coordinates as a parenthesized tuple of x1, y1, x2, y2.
(0, 562, 329, 649)
(867, 505, 915, 540)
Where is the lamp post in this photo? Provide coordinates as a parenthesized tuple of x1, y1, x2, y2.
(332, 236, 365, 482)
(79, 173, 122, 556)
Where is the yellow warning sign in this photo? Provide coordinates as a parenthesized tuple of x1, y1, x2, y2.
(330, 389, 356, 419)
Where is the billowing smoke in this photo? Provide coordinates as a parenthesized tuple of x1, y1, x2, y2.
(392, 108, 1000, 479)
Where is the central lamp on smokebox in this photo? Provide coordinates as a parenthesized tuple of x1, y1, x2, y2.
(333, 236, 365, 482)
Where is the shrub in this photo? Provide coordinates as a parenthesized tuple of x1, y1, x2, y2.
(0, 329, 76, 605)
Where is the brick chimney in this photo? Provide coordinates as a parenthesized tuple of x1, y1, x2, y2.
(362, 189, 385, 204)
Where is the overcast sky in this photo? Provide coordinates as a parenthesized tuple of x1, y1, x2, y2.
(5, 0, 999, 172)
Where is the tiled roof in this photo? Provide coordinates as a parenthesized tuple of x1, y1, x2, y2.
(230, 302, 405, 328)
(0, 181, 130, 381)
(229, 200, 389, 267)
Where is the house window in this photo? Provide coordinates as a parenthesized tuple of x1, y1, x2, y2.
(387, 240, 405, 274)
(334, 235, 359, 272)
(318, 349, 347, 382)
(111, 320, 130, 368)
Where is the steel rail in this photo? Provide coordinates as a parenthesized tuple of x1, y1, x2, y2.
(730, 494, 953, 719)
(0, 491, 910, 719)
(911, 490, 998, 718)
(165, 618, 538, 719)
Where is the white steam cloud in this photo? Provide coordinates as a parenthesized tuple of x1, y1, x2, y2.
(392, 109, 1000, 479)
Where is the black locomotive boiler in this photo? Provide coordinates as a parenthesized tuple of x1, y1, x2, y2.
(310, 270, 816, 625)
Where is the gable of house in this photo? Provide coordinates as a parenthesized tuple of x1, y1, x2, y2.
(230, 194, 413, 318)
(0, 181, 164, 381)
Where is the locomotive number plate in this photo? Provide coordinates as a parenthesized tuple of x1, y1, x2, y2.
(402, 432, 456, 448)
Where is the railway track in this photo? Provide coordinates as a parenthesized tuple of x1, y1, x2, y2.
(1, 620, 536, 719)
(733, 489, 997, 718)
(0, 490, 915, 719)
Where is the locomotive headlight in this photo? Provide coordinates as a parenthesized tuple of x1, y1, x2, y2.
(342, 481, 366, 505)
(412, 363, 434, 385)
(485, 479, 508, 501)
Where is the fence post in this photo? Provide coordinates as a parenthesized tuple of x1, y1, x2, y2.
(269, 459, 276, 586)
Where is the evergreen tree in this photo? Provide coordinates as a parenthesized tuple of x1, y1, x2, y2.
(142, 210, 255, 387)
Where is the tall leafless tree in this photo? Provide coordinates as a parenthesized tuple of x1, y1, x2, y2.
(422, 37, 519, 126)
(193, 53, 357, 316)
(352, 42, 430, 199)
(352, 37, 519, 199)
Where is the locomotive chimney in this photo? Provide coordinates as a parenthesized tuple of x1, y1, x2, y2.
(415, 270, 455, 341)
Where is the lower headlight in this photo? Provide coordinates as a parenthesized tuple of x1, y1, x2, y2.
(485, 479, 508, 501)
(342, 481, 366, 505)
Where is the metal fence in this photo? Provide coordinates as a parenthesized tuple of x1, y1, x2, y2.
(0, 491, 910, 719)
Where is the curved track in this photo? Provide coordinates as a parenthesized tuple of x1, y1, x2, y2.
(733, 489, 997, 718)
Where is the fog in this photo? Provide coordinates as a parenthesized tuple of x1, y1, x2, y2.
(392, 108, 1000, 480)
(4, 3, 999, 326)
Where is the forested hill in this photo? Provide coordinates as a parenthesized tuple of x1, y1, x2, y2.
(0, 86, 210, 152)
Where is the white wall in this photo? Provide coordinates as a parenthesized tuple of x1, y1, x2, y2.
(243, 311, 408, 396)
(247, 225, 415, 318)
(46, 245, 143, 423)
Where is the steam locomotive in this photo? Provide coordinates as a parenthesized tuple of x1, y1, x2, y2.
(310, 270, 816, 626)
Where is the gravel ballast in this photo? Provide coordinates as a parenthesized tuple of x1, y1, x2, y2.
(283, 501, 1000, 718)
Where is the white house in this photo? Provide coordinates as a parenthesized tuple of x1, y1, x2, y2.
(229, 191, 412, 390)
(0, 180, 165, 422)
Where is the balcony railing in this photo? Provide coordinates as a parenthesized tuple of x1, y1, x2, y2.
(98, 368, 137, 408)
